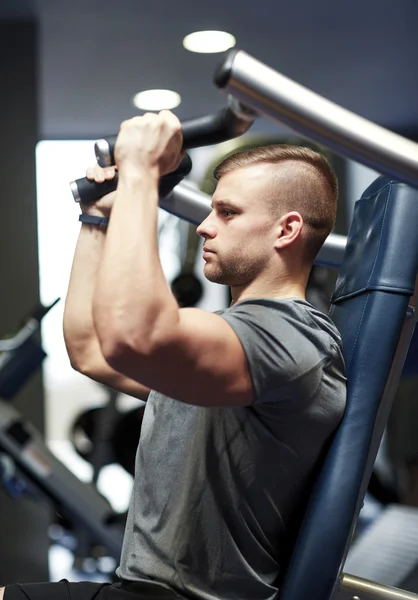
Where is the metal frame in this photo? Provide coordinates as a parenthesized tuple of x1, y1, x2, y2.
(214, 49, 418, 188)
(336, 574, 418, 599)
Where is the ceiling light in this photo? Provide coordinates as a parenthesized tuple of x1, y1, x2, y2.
(133, 89, 181, 111)
(183, 30, 236, 54)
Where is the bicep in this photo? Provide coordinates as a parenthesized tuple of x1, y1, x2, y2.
(141, 306, 312, 407)
(103, 302, 321, 409)
(107, 308, 254, 407)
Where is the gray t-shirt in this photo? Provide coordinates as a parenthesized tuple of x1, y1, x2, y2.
(117, 298, 347, 600)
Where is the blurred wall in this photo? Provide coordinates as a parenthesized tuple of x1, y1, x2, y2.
(0, 20, 50, 584)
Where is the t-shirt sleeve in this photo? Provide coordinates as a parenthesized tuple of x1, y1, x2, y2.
(220, 300, 325, 405)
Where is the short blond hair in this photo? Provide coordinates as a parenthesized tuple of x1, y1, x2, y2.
(214, 144, 338, 264)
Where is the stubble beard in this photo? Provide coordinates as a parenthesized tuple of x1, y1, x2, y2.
(203, 251, 263, 287)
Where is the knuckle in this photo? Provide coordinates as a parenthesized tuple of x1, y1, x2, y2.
(119, 119, 130, 130)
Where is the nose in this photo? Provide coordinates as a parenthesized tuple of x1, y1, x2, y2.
(196, 213, 217, 239)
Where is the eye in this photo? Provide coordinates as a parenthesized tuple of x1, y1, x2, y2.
(222, 209, 235, 218)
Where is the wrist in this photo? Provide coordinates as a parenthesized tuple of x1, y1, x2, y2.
(118, 161, 160, 183)
(80, 205, 111, 219)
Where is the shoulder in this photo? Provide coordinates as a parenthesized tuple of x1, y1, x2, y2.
(218, 298, 342, 393)
(222, 299, 344, 406)
(221, 297, 342, 352)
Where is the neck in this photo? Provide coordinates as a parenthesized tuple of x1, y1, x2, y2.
(229, 275, 308, 306)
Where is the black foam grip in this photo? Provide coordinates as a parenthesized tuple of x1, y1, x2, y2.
(95, 104, 253, 168)
(71, 154, 192, 205)
(71, 175, 119, 204)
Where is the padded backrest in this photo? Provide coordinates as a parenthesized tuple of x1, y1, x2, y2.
(278, 177, 418, 600)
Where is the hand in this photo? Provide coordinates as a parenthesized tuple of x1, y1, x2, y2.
(83, 164, 117, 217)
(114, 110, 183, 178)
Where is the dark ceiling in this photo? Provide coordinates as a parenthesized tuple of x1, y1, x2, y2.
(2, 0, 418, 140)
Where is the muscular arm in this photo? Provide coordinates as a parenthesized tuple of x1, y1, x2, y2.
(63, 171, 150, 401)
(92, 114, 253, 408)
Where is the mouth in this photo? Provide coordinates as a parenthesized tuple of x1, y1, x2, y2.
(203, 247, 215, 260)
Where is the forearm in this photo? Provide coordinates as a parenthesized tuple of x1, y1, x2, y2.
(64, 222, 107, 367)
(63, 222, 150, 400)
(93, 169, 179, 353)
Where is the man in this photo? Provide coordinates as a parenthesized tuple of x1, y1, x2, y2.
(2, 111, 346, 600)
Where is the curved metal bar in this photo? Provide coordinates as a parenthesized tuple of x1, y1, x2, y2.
(214, 50, 418, 188)
(94, 95, 257, 168)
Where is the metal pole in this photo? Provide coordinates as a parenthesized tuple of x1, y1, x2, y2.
(214, 50, 418, 188)
(335, 573, 418, 600)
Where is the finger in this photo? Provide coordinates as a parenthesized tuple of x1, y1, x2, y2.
(93, 164, 105, 183)
(119, 118, 131, 131)
(93, 163, 117, 182)
(86, 166, 95, 180)
(104, 166, 116, 180)
(159, 110, 173, 118)
(160, 110, 181, 131)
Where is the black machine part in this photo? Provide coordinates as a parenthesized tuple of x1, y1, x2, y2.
(0, 299, 60, 399)
(70, 153, 192, 205)
(171, 223, 203, 308)
(71, 404, 145, 478)
(0, 400, 123, 557)
(0, 300, 124, 557)
(94, 95, 256, 168)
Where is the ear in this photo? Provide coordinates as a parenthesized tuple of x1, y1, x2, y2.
(274, 211, 304, 250)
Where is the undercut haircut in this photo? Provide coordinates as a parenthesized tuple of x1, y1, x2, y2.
(213, 144, 339, 265)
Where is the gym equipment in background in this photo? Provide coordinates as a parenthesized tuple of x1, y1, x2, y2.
(71, 394, 144, 478)
(0, 304, 124, 559)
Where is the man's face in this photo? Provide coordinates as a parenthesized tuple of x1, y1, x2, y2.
(196, 163, 281, 287)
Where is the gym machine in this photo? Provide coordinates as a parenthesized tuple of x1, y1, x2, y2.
(69, 47, 418, 600)
(0, 302, 124, 559)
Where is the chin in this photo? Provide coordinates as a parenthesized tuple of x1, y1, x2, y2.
(204, 271, 233, 287)
(204, 266, 225, 285)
